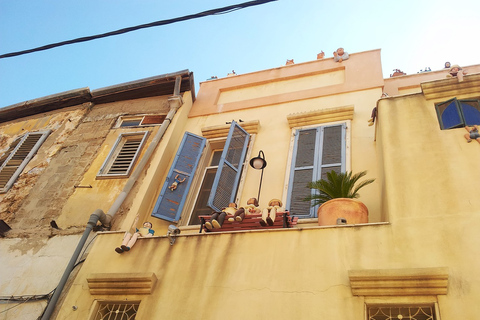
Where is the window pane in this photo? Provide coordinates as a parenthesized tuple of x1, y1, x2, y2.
(210, 150, 222, 166)
(460, 100, 480, 126)
(120, 119, 142, 127)
(295, 129, 316, 167)
(322, 126, 342, 165)
(436, 99, 463, 129)
(321, 166, 341, 180)
(189, 168, 217, 225)
(290, 169, 313, 216)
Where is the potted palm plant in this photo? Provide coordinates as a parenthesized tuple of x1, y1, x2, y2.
(304, 170, 375, 226)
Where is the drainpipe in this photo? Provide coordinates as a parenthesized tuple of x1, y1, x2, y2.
(41, 76, 184, 319)
(41, 209, 108, 320)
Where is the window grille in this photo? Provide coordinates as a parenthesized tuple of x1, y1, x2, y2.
(368, 305, 436, 320)
(92, 302, 139, 320)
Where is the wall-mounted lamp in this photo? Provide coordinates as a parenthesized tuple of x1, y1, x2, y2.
(249, 150, 267, 202)
(167, 225, 181, 245)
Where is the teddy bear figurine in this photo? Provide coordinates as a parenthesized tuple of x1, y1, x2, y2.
(230, 197, 261, 222)
(260, 199, 285, 226)
(205, 202, 237, 230)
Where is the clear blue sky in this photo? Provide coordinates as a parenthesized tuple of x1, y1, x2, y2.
(1, 0, 479, 108)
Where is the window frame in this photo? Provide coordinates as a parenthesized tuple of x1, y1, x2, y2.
(284, 121, 349, 218)
(96, 131, 149, 179)
(0, 130, 51, 193)
(151, 121, 252, 224)
(435, 98, 480, 130)
(184, 135, 254, 226)
(115, 114, 167, 128)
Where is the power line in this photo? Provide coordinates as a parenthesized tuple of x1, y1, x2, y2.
(0, 0, 277, 59)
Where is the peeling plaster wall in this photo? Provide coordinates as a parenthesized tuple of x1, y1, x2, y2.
(0, 95, 176, 320)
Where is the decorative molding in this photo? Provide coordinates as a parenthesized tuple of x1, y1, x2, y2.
(87, 272, 157, 295)
(201, 120, 259, 139)
(348, 267, 448, 296)
(287, 106, 354, 128)
(421, 73, 480, 100)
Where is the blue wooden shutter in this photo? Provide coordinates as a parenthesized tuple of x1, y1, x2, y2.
(207, 121, 250, 211)
(151, 132, 206, 221)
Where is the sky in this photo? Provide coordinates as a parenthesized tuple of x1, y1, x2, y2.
(1, 0, 479, 108)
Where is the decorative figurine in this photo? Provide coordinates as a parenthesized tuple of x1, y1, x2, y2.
(168, 174, 186, 191)
(205, 203, 237, 230)
(317, 51, 325, 59)
(115, 217, 154, 254)
(232, 198, 261, 222)
(446, 64, 467, 81)
(260, 199, 285, 226)
(333, 48, 349, 62)
(464, 125, 480, 144)
(286, 59, 295, 65)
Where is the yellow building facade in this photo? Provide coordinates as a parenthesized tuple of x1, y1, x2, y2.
(55, 50, 480, 319)
(3, 50, 480, 319)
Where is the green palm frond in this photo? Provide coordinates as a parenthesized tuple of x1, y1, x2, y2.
(304, 170, 375, 206)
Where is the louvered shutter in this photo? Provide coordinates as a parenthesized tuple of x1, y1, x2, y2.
(286, 124, 345, 218)
(107, 137, 144, 175)
(207, 121, 250, 211)
(152, 132, 206, 221)
(0, 131, 50, 193)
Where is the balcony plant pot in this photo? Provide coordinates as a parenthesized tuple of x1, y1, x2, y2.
(317, 198, 368, 226)
(304, 170, 374, 227)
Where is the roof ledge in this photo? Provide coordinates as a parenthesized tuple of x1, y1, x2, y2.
(421, 73, 480, 100)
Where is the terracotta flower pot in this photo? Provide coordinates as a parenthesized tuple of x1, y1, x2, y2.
(317, 198, 368, 226)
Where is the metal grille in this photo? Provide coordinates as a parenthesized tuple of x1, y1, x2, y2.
(92, 302, 139, 320)
(368, 306, 436, 320)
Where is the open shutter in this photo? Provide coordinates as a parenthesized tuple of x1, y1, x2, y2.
(0, 131, 50, 193)
(151, 132, 206, 221)
(207, 121, 250, 211)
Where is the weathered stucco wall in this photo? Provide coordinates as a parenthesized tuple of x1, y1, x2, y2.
(56, 218, 479, 319)
(0, 93, 186, 319)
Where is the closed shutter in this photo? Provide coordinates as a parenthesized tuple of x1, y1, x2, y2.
(152, 132, 206, 221)
(97, 132, 148, 178)
(0, 131, 50, 193)
(286, 124, 345, 217)
(207, 121, 250, 211)
(107, 137, 143, 175)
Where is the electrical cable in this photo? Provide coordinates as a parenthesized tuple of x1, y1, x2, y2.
(0, 0, 277, 59)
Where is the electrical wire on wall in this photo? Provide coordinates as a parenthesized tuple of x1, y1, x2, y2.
(0, 0, 277, 59)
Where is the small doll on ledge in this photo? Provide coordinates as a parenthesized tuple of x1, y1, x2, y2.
(115, 216, 154, 254)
